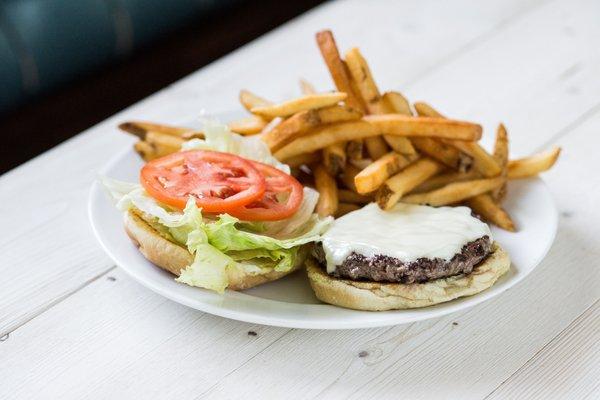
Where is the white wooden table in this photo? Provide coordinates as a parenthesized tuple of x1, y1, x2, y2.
(1, 0, 599, 398)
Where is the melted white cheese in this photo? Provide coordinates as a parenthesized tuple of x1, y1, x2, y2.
(322, 203, 492, 273)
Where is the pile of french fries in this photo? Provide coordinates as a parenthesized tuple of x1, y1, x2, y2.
(119, 30, 560, 231)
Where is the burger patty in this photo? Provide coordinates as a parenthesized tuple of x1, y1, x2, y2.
(312, 236, 492, 284)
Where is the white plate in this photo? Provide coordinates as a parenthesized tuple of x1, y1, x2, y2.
(89, 136, 557, 330)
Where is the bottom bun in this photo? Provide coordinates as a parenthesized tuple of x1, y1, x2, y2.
(123, 210, 304, 291)
(306, 242, 510, 311)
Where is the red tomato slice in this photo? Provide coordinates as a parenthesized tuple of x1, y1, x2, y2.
(140, 150, 265, 212)
(227, 161, 304, 221)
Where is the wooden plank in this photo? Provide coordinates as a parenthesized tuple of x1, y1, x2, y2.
(0, 0, 541, 335)
(486, 300, 600, 400)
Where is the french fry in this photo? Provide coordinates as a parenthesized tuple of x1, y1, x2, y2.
(133, 140, 157, 161)
(354, 152, 413, 194)
(492, 123, 509, 199)
(239, 90, 271, 112)
(274, 120, 379, 160)
(380, 91, 416, 156)
(411, 137, 459, 168)
(411, 169, 480, 193)
(315, 30, 366, 161)
(314, 164, 339, 217)
(343, 47, 393, 160)
(119, 121, 203, 140)
(145, 131, 184, 157)
(376, 158, 443, 210)
(339, 164, 361, 192)
(364, 114, 482, 141)
(284, 152, 321, 168)
(323, 143, 347, 175)
(299, 79, 317, 95)
(338, 189, 372, 204)
(335, 202, 361, 218)
(262, 105, 362, 152)
(383, 135, 417, 156)
(413, 102, 499, 177)
(450, 140, 501, 177)
(349, 157, 373, 170)
(251, 92, 347, 119)
(402, 177, 504, 206)
(344, 47, 386, 114)
(228, 115, 267, 135)
(508, 147, 561, 179)
(364, 136, 389, 160)
(382, 91, 412, 116)
(467, 194, 516, 232)
(346, 140, 364, 161)
(315, 30, 365, 112)
(413, 102, 444, 118)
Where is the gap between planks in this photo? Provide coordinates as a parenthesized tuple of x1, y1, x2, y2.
(0, 266, 117, 338)
(483, 299, 600, 399)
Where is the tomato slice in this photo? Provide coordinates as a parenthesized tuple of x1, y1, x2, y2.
(140, 150, 266, 212)
(227, 161, 304, 221)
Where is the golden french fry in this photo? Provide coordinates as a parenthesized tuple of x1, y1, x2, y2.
(354, 152, 413, 194)
(346, 140, 364, 161)
(262, 105, 362, 152)
(383, 135, 417, 156)
(413, 101, 444, 118)
(382, 91, 412, 116)
(314, 164, 338, 217)
(508, 147, 561, 179)
(467, 194, 516, 232)
(299, 79, 317, 95)
(492, 123, 509, 199)
(119, 121, 203, 140)
(338, 189, 372, 204)
(345, 47, 386, 114)
(349, 157, 373, 170)
(323, 143, 347, 176)
(364, 136, 389, 160)
(284, 152, 321, 168)
(239, 90, 271, 112)
(411, 169, 480, 193)
(340, 164, 361, 192)
(411, 137, 468, 170)
(145, 131, 184, 158)
(402, 177, 504, 206)
(364, 114, 482, 141)
(376, 158, 443, 210)
(450, 140, 501, 177)
(134, 140, 157, 161)
(275, 120, 379, 160)
(412, 102, 498, 176)
(228, 115, 267, 135)
(251, 92, 347, 119)
(315, 30, 365, 112)
(335, 202, 361, 218)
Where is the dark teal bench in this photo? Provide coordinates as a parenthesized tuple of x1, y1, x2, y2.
(0, 0, 240, 114)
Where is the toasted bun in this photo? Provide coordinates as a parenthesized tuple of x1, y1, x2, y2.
(123, 210, 303, 291)
(306, 242, 510, 311)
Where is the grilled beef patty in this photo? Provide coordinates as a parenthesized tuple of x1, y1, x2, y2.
(312, 236, 492, 284)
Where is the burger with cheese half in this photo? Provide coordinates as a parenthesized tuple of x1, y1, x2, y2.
(307, 203, 510, 311)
